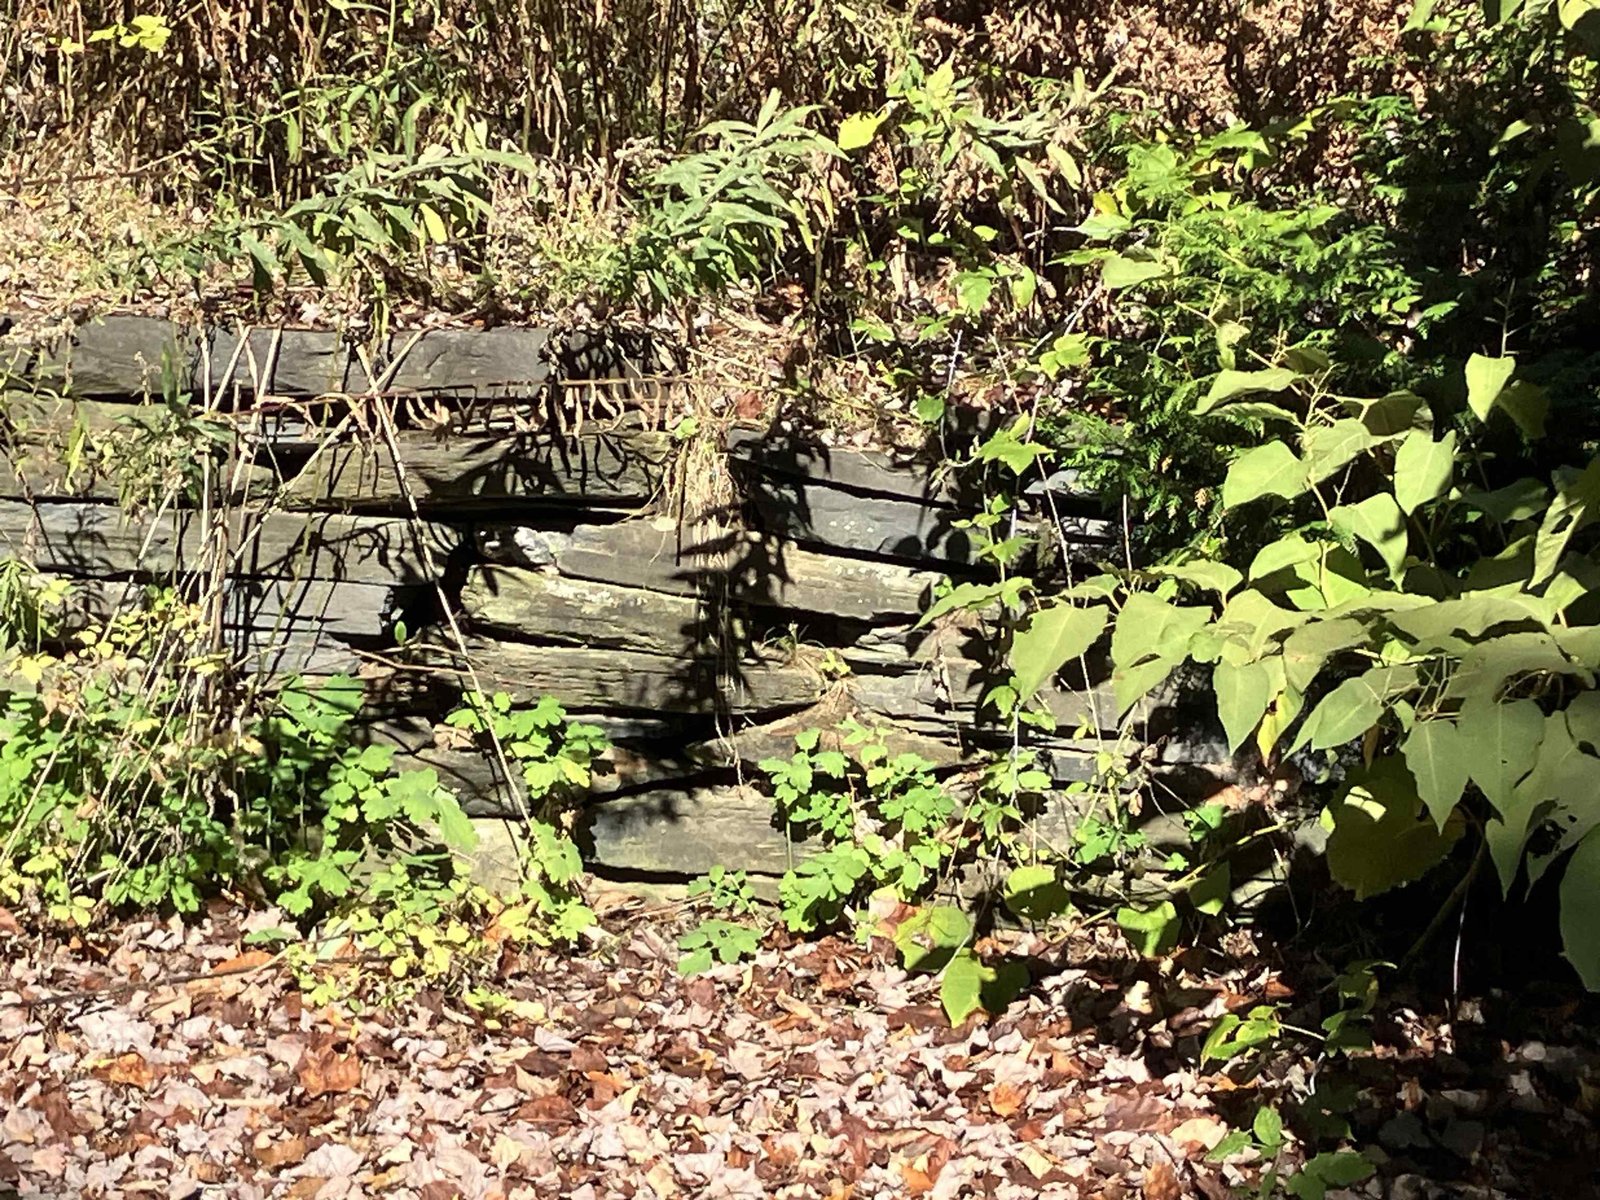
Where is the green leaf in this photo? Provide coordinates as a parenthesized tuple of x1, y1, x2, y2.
(895, 904, 972, 973)
(1329, 493, 1408, 580)
(1499, 380, 1548, 439)
(1560, 828, 1600, 990)
(1073, 211, 1129, 239)
(1112, 656, 1181, 715)
(1466, 353, 1517, 422)
(1100, 254, 1171, 289)
(1303, 1152, 1374, 1189)
(975, 418, 1050, 475)
(1459, 696, 1545, 820)
(1464, 477, 1549, 523)
(418, 203, 449, 244)
(1533, 457, 1600, 587)
(918, 580, 1015, 627)
(1002, 864, 1071, 922)
(1010, 603, 1108, 700)
(1302, 419, 1380, 484)
(433, 793, 477, 853)
(1281, 617, 1368, 693)
(1009, 267, 1038, 308)
(678, 947, 714, 975)
(1253, 1106, 1285, 1149)
(1402, 721, 1471, 830)
(1248, 533, 1324, 582)
(837, 111, 885, 151)
(1213, 589, 1308, 661)
(1489, 713, 1593, 893)
(1151, 560, 1243, 598)
(1350, 390, 1427, 436)
(1387, 594, 1551, 645)
(1560, 0, 1600, 32)
(1188, 862, 1231, 916)
(1116, 900, 1180, 956)
(940, 948, 988, 1023)
(953, 270, 995, 314)
(1207, 1130, 1254, 1162)
(1221, 442, 1307, 509)
(1393, 430, 1456, 514)
(1290, 667, 1397, 752)
(1111, 594, 1213, 668)
(1450, 631, 1584, 701)
(1405, 0, 1443, 29)
(1196, 367, 1299, 415)
(1323, 758, 1462, 900)
(1214, 659, 1277, 754)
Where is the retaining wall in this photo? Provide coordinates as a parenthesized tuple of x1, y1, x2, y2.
(0, 315, 1208, 887)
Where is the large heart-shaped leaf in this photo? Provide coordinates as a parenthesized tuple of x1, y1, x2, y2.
(1323, 758, 1462, 900)
(1010, 602, 1108, 700)
(1222, 442, 1307, 509)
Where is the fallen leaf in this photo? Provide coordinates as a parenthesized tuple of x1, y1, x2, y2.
(1171, 1115, 1228, 1154)
(897, 1157, 937, 1194)
(644, 1161, 678, 1197)
(287, 1180, 324, 1200)
(95, 1052, 157, 1090)
(253, 1137, 308, 1169)
(191, 1161, 227, 1184)
(514, 1093, 577, 1125)
(990, 1081, 1029, 1118)
(297, 1037, 361, 1098)
(0, 906, 22, 936)
(1144, 1161, 1181, 1200)
(147, 991, 192, 1024)
(489, 1135, 525, 1170)
(189, 949, 274, 1001)
(1017, 1146, 1054, 1180)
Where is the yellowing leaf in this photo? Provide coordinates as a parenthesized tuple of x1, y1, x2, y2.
(837, 111, 885, 151)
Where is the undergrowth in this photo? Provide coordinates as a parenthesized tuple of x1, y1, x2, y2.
(0, 565, 604, 1010)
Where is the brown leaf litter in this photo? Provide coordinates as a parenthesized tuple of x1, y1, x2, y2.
(1, 904, 1598, 1200)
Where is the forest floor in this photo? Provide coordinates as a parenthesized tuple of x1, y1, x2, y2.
(1, 901, 1596, 1200)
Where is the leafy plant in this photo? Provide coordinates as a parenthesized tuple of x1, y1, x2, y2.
(1029, 345, 1600, 986)
(626, 92, 840, 305)
(0, 585, 242, 922)
(687, 864, 758, 915)
(677, 918, 762, 974)
(1202, 1004, 1284, 1067)
(762, 724, 958, 932)
(444, 691, 606, 942)
(1041, 126, 1441, 554)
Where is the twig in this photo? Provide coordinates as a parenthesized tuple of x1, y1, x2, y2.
(1399, 836, 1486, 980)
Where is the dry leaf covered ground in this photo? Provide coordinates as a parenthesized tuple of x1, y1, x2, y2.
(2, 903, 1597, 1200)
